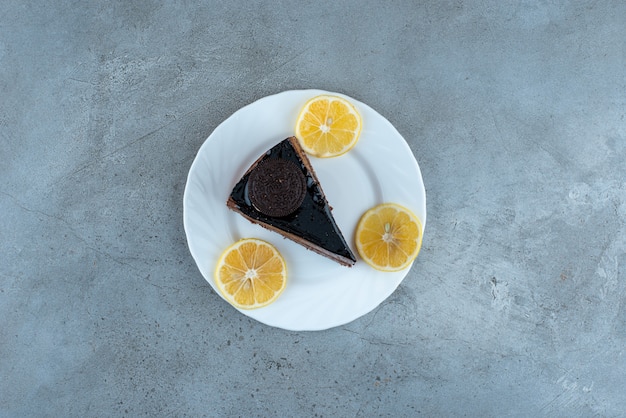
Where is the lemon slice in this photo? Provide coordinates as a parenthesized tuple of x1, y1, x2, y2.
(215, 238, 287, 309)
(295, 95, 362, 158)
(355, 203, 423, 272)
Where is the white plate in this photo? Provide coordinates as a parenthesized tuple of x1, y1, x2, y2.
(183, 89, 426, 331)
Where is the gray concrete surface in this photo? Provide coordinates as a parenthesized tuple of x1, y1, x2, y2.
(1, 1, 625, 416)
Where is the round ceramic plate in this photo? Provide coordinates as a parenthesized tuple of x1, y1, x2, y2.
(183, 89, 426, 331)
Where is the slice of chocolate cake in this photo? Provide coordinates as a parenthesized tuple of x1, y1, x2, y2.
(227, 136, 357, 266)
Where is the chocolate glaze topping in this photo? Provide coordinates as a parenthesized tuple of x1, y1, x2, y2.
(227, 137, 356, 266)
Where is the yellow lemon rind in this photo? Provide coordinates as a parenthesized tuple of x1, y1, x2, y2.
(295, 95, 362, 158)
(355, 203, 423, 272)
(214, 238, 287, 310)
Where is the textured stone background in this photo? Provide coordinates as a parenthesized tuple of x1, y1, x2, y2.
(1, 1, 625, 416)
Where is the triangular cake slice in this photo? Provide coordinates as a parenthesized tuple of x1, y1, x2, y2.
(227, 136, 356, 266)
